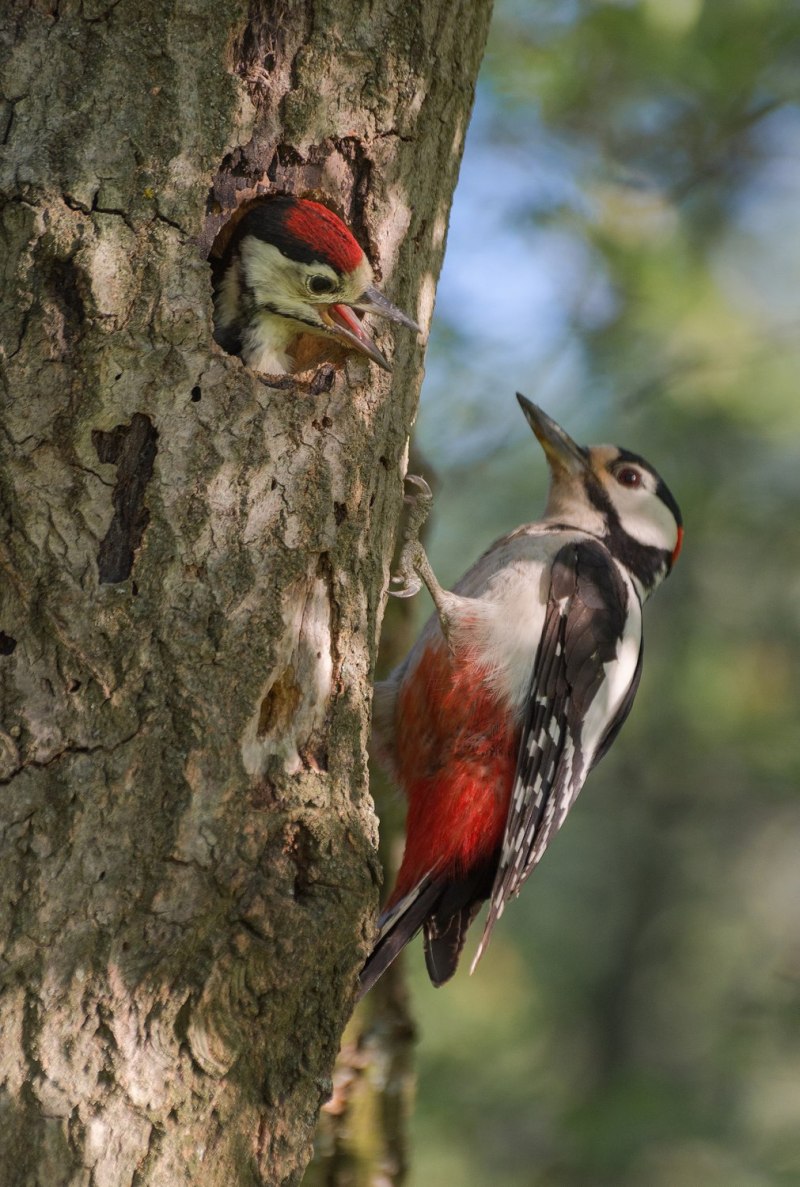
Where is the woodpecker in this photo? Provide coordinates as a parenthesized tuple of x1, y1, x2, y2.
(360, 395, 683, 995)
(212, 196, 420, 375)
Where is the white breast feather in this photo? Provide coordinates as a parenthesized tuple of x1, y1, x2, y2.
(433, 528, 590, 711)
(241, 314, 294, 373)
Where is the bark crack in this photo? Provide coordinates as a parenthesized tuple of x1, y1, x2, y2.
(151, 207, 189, 237)
(0, 726, 141, 787)
(92, 413, 158, 584)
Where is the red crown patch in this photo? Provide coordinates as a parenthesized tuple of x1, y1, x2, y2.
(283, 199, 364, 274)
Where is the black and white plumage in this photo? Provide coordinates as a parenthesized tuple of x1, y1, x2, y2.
(360, 395, 683, 995)
(471, 536, 642, 969)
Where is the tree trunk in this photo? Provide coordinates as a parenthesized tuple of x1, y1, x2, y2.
(0, 3, 491, 1185)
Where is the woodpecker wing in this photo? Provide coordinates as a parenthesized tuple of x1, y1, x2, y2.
(472, 539, 641, 970)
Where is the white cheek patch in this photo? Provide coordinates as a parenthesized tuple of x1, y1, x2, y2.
(608, 483, 679, 554)
(240, 239, 300, 307)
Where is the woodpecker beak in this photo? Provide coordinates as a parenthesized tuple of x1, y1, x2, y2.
(351, 285, 421, 334)
(321, 304, 394, 371)
(517, 394, 589, 477)
(321, 287, 420, 372)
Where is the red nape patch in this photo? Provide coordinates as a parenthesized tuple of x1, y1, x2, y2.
(671, 525, 684, 567)
(283, 199, 364, 274)
(388, 643, 519, 905)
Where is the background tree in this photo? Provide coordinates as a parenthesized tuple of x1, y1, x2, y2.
(0, 3, 492, 1185)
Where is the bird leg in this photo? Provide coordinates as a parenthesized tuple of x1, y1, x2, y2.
(390, 476, 456, 648)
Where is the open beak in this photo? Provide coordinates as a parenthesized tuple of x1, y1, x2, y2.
(320, 285, 420, 372)
(350, 285, 421, 333)
(321, 304, 394, 370)
(516, 394, 589, 476)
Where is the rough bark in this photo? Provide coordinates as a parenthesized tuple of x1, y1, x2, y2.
(0, 3, 492, 1186)
(303, 454, 434, 1187)
(306, 965, 416, 1187)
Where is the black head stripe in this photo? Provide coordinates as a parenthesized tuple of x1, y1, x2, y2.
(584, 473, 671, 592)
(655, 477, 682, 529)
(614, 447, 650, 468)
(608, 532, 670, 592)
(232, 199, 340, 271)
(584, 471, 614, 522)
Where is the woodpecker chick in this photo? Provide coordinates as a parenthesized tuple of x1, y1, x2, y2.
(360, 395, 683, 995)
(213, 196, 419, 375)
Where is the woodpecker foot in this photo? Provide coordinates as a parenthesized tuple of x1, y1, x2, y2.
(390, 475, 434, 600)
(403, 473, 434, 532)
(390, 477, 456, 649)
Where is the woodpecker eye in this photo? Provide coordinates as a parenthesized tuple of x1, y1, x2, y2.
(307, 274, 337, 296)
(615, 467, 642, 488)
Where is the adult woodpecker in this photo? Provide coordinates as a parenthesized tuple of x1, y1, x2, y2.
(212, 196, 419, 375)
(360, 395, 683, 995)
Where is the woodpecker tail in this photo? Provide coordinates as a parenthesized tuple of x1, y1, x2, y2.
(357, 876, 443, 999)
(357, 861, 496, 998)
(422, 896, 484, 986)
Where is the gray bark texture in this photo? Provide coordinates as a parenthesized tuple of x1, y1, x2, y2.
(0, 2, 491, 1185)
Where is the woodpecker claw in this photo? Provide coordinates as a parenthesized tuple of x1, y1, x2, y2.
(390, 538, 427, 600)
(403, 474, 432, 500)
(390, 572, 423, 599)
(389, 475, 435, 600)
(390, 474, 455, 648)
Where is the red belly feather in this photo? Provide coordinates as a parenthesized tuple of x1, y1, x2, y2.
(389, 641, 519, 903)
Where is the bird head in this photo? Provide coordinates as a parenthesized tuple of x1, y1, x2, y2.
(215, 196, 420, 373)
(517, 394, 683, 596)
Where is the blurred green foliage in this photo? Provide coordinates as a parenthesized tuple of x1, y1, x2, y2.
(391, 1, 800, 1183)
